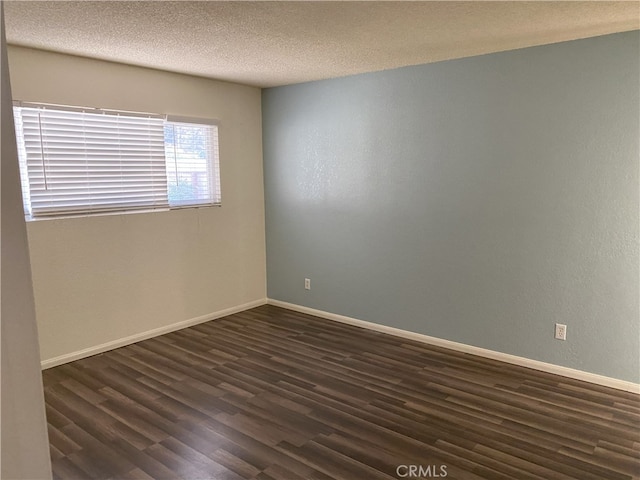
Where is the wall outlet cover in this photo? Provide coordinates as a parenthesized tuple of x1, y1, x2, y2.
(555, 323, 567, 341)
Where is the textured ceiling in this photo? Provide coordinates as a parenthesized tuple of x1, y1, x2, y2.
(4, 1, 640, 88)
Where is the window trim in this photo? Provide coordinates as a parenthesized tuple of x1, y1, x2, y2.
(166, 114, 219, 126)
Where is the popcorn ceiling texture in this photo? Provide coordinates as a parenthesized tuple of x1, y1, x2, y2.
(4, 1, 639, 87)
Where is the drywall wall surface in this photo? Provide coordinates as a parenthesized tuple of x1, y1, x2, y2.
(263, 32, 640, 383)
(1, 9, 52, 479)
(8, 46, 266, 363)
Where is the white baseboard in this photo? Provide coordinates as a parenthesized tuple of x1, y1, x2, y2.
(268, 299, 640, 394)
(40, 298, 268, 369)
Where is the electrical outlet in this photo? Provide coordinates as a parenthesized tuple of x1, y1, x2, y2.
(555, 323, 567, 341)
(304, 278, 311, 290)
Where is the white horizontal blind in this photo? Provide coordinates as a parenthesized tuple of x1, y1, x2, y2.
(164, 121, 220, 207)
(14, 105, 168, 217)
(13, 108, 32, 215)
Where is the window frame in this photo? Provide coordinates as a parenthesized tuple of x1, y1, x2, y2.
(12, 101, 221, 220)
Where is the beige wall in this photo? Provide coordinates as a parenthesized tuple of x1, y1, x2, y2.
(1, 14, 52, 479)
(7, 46, 266, 364)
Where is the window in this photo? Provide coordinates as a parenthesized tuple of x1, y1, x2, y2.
(13, 103, 220, 218)
(164, 119, 220, 208)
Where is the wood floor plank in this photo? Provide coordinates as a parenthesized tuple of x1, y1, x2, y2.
(51, 456, 94, 480)
(207, 448, 262, 479)
(178, 417, 331, 479)
(43, 305, 640, 479)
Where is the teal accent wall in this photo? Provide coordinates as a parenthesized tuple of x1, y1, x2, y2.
(262, 32, 640, 383)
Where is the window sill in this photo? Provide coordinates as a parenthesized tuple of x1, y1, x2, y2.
(24, 204, 222, 222)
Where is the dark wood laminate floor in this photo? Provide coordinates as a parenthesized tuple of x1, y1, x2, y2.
(43, 305, 640, 480)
